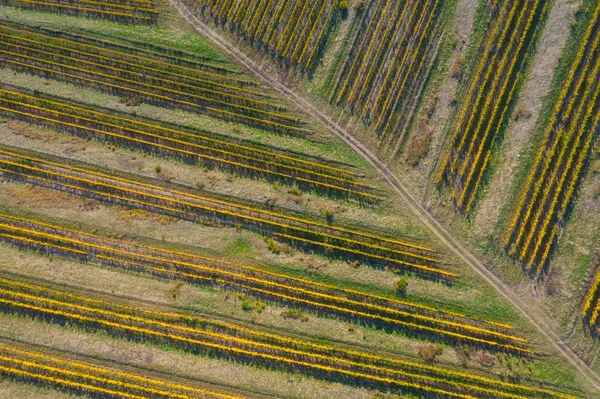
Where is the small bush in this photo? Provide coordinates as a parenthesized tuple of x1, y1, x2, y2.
(513, 107, 532, 121)
(449, 58, 462, 79)
(241, 299, 254, 311)
(404, 118, 432, 166)
(474, 351, 496, 368)
(155, 164, 162, 174)
(288, 186, 302, 196)
(395, 278, 408, 296)
(323, 209, 334, 224)
(281, 309, 309, 322)
(417, 344, 443, 363)
(267, 239, 281, 254)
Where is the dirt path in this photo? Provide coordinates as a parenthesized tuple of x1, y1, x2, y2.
(169, 0, 600, 391)
(473, 0, 580, 238)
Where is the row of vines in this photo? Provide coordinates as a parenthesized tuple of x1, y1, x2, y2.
(0, 276, 572, 398)
(184, 0, 340, 73)
(0, 146, 449, 280)
(0, 342, 244, 399)
(436, 0, 549, 213)
(504, 1, 600, 274)
(330, 0, 444, 152)
(5, 0, 159, 24)
(0, 211, 527, 352)
(0, 84, 374, 201)
(0, 21, 309, 136)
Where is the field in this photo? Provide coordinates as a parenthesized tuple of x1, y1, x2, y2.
(184, 0, 340, 73)
(6, 0, 159, 23)
(436, 0, 549, 213)
(504, 1, 600, 274)
(0, 0, 599, 398)
(329, 0, 444, 153)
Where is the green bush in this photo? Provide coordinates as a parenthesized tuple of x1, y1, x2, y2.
(395, 278, 408, 296)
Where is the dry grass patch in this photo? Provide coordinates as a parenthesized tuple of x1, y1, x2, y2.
(5, 184, 99, 211)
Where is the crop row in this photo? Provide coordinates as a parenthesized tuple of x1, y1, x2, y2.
(582, 263, 600, 328)
(185, 0, 339, 73)
(0, 342, 245, 399)
(1, 20, 247, 80)
(0, 85, 374, 201)
(436, 0, 548, 213)
(0, 21, 264, 101)
(504, 2, 600, 273)
(6, 0, 158, 24)
(0, 276, 571, 398)
(330, 0, 443, 149)
(0, 211, 527, 351)
(0, 21, 309, 136)
(0, 145, 447, 279)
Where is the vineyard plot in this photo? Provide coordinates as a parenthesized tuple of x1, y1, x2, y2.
(437, 0, 549, 213)
(0, 212, 528, 351)
(0, 21, 310, 136)
(0, 84, 375, 201)
(504, 1, 600, 273)
(330, 0, 444, 149)
(0, 341, 246, 399)
(5, 0, 159, 24)
(183, 0, 340, 73)
(0, 145, 451, 280)
(0, 276, 573, 398)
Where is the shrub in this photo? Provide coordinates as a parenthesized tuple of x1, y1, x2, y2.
(281, 309, 309, 322)
(267, 239, 281, 254)
(288, 186, 302, 196)
(241, 299, 254, 311)
(474, 351, 496, 368)
(155, 164, 162, 174)
(404, 118, 432, 166)
(417, 344, 443, 363)
(449, 57, 462, 79)
(395, 278, 408, 296)
(323, 209, 334, 224)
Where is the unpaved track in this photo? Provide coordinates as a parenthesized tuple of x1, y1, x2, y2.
(169, 0, 600, 391)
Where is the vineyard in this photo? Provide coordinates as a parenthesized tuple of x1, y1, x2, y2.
(330, 0, 444, 149)
(0, 84, 374, 201)
(5, 0, 159, 24)
(0, 342, 246, 399)
(0, 21, 310, 136)
(0, 211, 528, 352)
(504, 1, 600, 274)
(0, 146, 450, 280)
(436, 0, 549, 213)
(0, 0, 598, 397)
(184, 0, 340, 73)
(583, 258, 600, 331)
(0, 275, 572, 398)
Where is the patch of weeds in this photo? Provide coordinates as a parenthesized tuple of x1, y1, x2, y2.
(281, 309, 309, 322)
